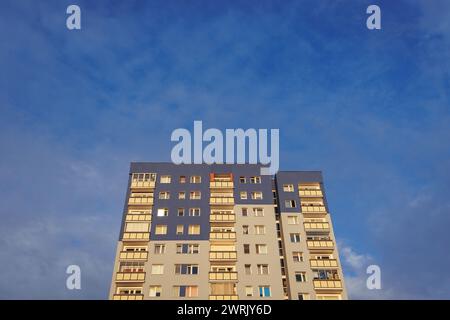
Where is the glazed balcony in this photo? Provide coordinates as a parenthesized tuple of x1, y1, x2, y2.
(210, 214, 235, 222)
(307, 240, 334, 250)
(210, 181, 234, 189)
(122, 232, 150, 241)
(301, 205, 327, 213)
(299, 189, 323, 197)
(210, 197, 234, 205)
(130, 180, 155, 189)
(304, 222, 330, 231)
(128, 197, 154, 206)
(112, 294, 144, 300)
(209, 272, 238, 281)
(209, 251, 237, 261)
(210, 231, 236, 241)
(125, 214, 151, 222)
(313, 279, 343, 290)
(310, 259, 338, 268)
(115, 272, 146, 282)
(119, 251, 148, 260)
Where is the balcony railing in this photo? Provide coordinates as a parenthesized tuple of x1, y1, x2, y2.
(210, 181, 234, 188)
(123, 232, 150, 241)
(210, 197, 234, 205)
(119, 251, 148, 260)
(126, 214, 151, 222)
(116, 272, 146, 282)
(210, 214, 235, 222)
(307, 240, 334, 249)
(130, 181, 155, 189)
(313, 279, 342, 289)
(209, 272, 238, 281)
(304, 222, 330, 231)
(209, 295, 238, 300)
(209, 251, 237, 261)
(128, 197, 154, 205)
(310, 259, 338, 268)
(210, 232, 236, 241)
(301, 205, 326, 213)
(299, 190, 323, 197)
(112, 294, 144, 300)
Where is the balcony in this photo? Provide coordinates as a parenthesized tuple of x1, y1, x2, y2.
(209, 295, 238, 300)
(126, 214, 151, 222)
(310, 259, 338, 268)
(128, 197, 154, 206)
(299, 190, 323, 197)
(304, 222, 330, 231)
(123, 232, 150, 241)
(119, 251, 148, 260)
(210, 231, 236, 241)
(209, 272, 238, 281)
(116, 272, 146, 282)
(130, 180, 155, 189)
(209, 251, 237, 261)
(307, 240, 334, 250)
(313, 279, 342, 290)
(301, 205, 327, 213)
(112, 294, 144, 300)
(210, 181, 234, 189)
(210, 214, 235, 222)
(210, 197, 234, 205)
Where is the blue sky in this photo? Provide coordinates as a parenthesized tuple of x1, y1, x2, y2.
(0, 0, 449, 299)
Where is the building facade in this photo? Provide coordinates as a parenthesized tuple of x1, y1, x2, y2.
(109, 163, 347, 300)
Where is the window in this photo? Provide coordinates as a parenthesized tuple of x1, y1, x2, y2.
(240, 191, 248, 200)
(251, 191, 263, 200)
(132, 173, 156, 183)
(257, 264, 269, 275)
(155, 225, 167, 235)
(176, 244, 199, 254)
(290, 233, 301, 243)
(159, 191, 170, 199)
(157, 208, 168, 217)
(119, 261, 144, 272)
(295, 272, 307, 282)
(259, 286, 271, 297)
(245, 286, 253, 297)
(242, 225, 249, 235)
(253, 208, 264, 217)
(283, 184, 294, 192)
(239, 176, 246, 183)
(255, 225, 266, 235)
(293, 252, 304, 262)
(125, 222, 149, 232)
(188, 225, 200, 235)
(242, 208, 248, 217)
(244, 264, 251, 275)
(176, 225, 184, 235)
(190, 191, 201, 200)
(298, 293, 310, 300)
(256, 244, 267, 254)
(149, 286, 162, 297)
(189, 208, 201, 216)
(250, 176, 261, 184)
(178, 192, 186, 199)
(175, 264, 199, 275)
(160, 175, 171, 183)
(173, 286, 198, 298)
(154, 244, 165, 254)
(190, 175, 201, 183)
(177, 208, 185, 217)
(287, 216, 299, 225)
(151, 264, 164, 275)
(285, 200, 297, 208)
(179, 176, 186, 183)
(243, 244, 250, 254)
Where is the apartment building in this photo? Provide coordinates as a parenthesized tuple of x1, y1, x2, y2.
(109, 163, 347, 300)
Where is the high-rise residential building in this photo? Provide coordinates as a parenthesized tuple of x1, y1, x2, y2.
(109, 163, 347, 300)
